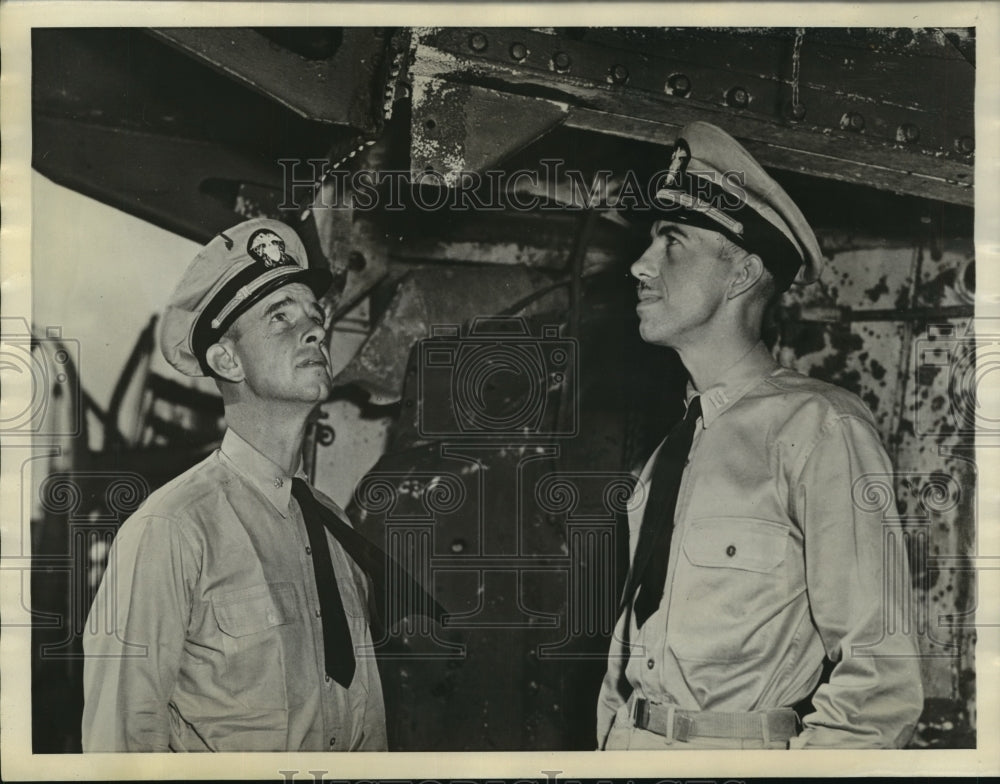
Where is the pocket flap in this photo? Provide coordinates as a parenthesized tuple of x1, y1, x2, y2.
(214, 582, 297, 637)
(683, 518, 787, 572)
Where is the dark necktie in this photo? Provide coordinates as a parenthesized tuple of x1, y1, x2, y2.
(291, 478, 447, 655)
(292, 478, 356, 688)
(622, 396, 702, 629)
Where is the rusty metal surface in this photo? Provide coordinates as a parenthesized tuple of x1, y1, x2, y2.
(411, 78, 569, 182)
(385, 209, 627, 274)
(333, 266, 568, 402)
(31, 25, 976, 245)
(416, 27, 973, 152)
(409, 27, 973, 205)
(308, 147, 394, 318)
(778, 234, 977, 747)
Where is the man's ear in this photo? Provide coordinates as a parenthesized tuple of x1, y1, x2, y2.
(205, 339, 244, 383)
(728, 253, 766, 299)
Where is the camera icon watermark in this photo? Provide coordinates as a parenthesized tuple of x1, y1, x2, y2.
(417, 316, 578, 439)
(913, 322, 1000, 438)
(0, 317, 81, 437)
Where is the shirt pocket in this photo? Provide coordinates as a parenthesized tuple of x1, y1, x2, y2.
(213, 582, 300, 709)
(683, 518, 787, 573)
(670, 518, 790, 663)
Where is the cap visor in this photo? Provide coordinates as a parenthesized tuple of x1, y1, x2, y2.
(290, 266, 334, 300)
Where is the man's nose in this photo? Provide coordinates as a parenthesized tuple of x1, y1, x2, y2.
(630, 242, 657, 281)
(303, 316, 326, 344)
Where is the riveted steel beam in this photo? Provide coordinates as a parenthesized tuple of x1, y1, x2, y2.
(409, 27, 974, 206)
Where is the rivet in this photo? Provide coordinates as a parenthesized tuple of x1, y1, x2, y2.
(955, 136, 975, 154)
(725, 86, 750, 108)
(726, 545, 737, 557)
(666, 73, 691, 97)
(347, 250, 366, 272)
(896, 124, 920, 144)
(450, 538, 466, 554)
(789, 102, 807, 121)
(509, 42, 527, 61)
(609, 63, 629, 85)
(552, 51, 572, 72)
(893, 28, 914, 46)
(468, 32, 488, 52)
(840, 112, 865, 132)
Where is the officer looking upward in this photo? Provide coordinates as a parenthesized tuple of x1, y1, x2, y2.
(597, 122, 923, 750)
(82, 218, 387, 752)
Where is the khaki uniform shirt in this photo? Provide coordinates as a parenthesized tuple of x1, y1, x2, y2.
(598, 342, 923, 748)
(82, 429, 387, 752)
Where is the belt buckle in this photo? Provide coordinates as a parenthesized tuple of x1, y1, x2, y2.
(631, 698, 650, 729)
(674, 714, 693, 742)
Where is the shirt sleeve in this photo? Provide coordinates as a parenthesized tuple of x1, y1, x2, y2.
(82, 514, 197, 752)
(596, 460, 655, 750)
(787, 414, 923, 748)
(596, 609, 631, 749)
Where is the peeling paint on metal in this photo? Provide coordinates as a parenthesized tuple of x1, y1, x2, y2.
(778, 235, 976, 744)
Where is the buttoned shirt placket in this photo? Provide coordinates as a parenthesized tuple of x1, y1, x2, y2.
(635, 349, 776, 702)
(657, 406, 702, 698)
(220, 438, 348, 751)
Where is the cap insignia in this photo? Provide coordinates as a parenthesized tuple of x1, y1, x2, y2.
(666, 138, 691, 187)
(247, 228, 297, 268)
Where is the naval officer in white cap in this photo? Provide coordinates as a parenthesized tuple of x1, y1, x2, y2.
(83, 218, 387, 752)
(598, 122, 923, 749)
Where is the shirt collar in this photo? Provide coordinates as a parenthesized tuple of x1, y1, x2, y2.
(219, 428, 303, 517)
(686, 341, 778, 428)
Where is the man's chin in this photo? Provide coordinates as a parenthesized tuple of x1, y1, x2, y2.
(310, 379, 333, 402)
(287, 379, 333, 406)
(636, 322, 670, 346)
